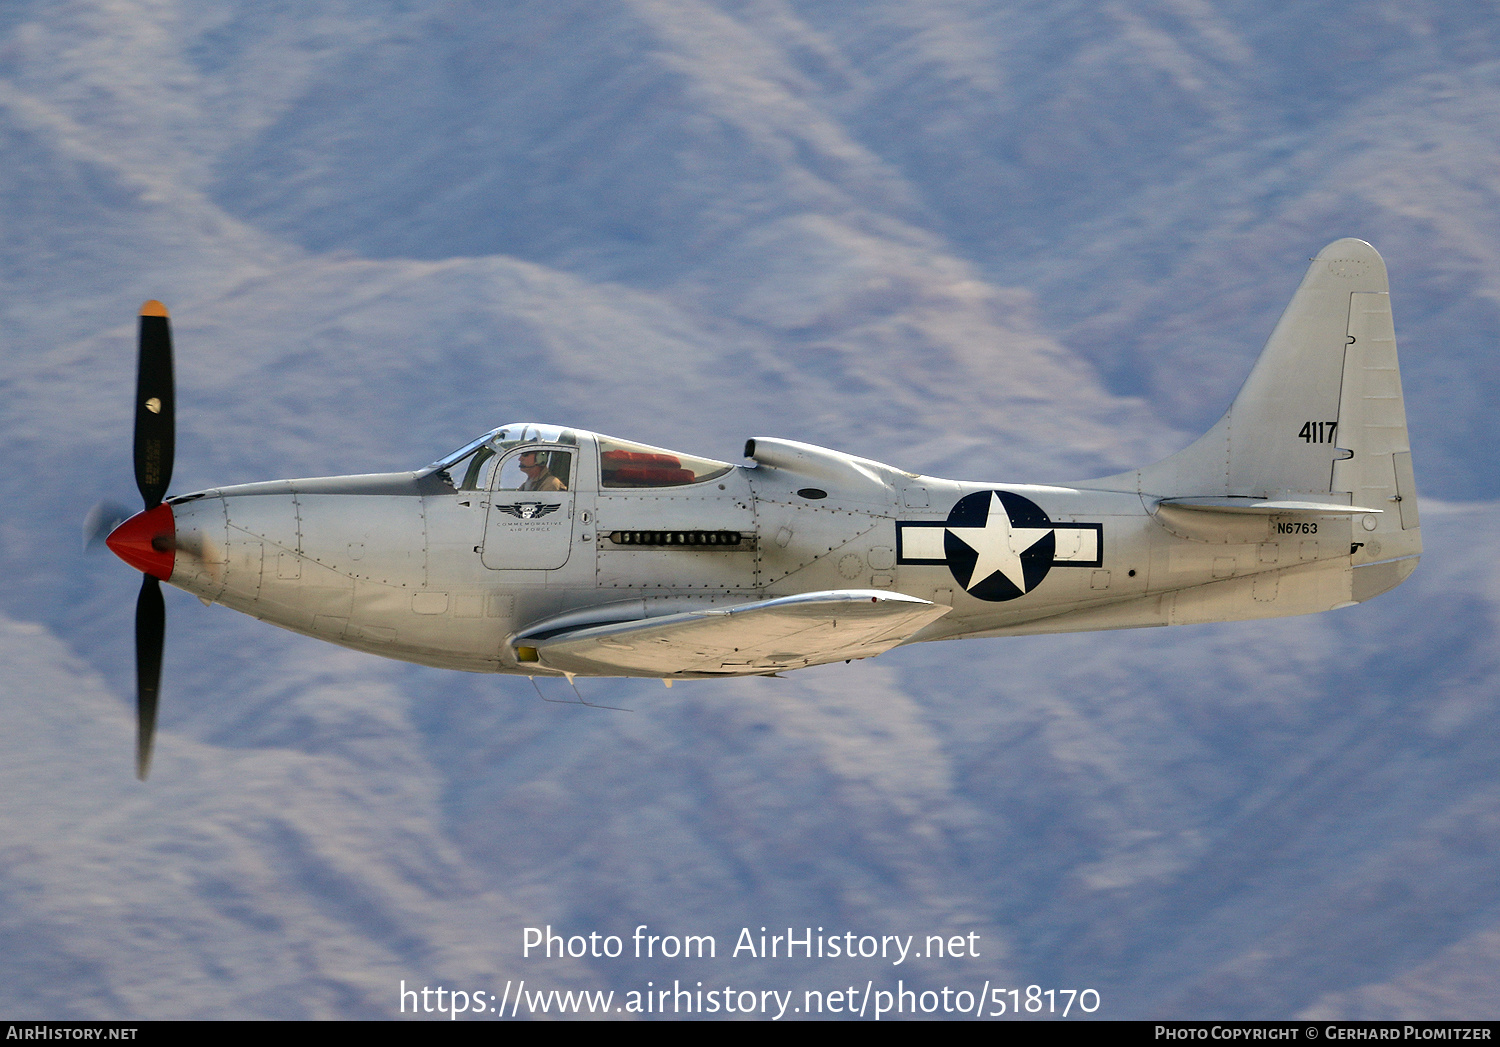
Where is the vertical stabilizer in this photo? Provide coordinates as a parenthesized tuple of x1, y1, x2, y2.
(1094, 240, 1411, 499)
(1087, 238, 1420, 598)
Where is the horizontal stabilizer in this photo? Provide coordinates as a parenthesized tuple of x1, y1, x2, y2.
(1159, 497, 1384, 516)
(527, 590, 950, 677)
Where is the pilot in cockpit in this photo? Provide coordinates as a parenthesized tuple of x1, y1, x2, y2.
(518, 450, 566, 492)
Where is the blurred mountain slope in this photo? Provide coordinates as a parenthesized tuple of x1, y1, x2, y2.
(0, 0, 1496, 1020)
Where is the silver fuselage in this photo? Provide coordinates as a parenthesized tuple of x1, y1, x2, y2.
(163, 428, 1407, 678)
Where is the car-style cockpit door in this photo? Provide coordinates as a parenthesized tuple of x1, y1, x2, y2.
(481, 446, 576, 570)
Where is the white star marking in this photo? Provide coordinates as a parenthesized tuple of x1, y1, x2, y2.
(947, 492, 1054, 592)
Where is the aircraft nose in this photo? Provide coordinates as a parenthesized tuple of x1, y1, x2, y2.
(105, 503, 175, 580)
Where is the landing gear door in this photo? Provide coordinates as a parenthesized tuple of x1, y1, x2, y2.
(481, 447, 576, 570)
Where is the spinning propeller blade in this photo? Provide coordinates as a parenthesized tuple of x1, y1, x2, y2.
(102, 301, 178, 779)
(134, 574, 164, 780)
(134, 300, 174, 509)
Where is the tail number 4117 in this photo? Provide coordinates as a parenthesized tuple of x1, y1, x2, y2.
(1299, 421, 1338, 443)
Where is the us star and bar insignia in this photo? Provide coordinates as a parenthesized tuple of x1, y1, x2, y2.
(896, 490, 1103, 602)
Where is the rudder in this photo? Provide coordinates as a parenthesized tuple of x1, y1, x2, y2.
(1335, 282, 1421, 593)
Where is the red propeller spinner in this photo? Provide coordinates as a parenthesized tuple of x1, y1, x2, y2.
(105, 503, 176, 581)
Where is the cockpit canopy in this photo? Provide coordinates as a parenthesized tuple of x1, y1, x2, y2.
(428, 423, 732, 491)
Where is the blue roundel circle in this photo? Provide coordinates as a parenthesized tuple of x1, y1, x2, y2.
(942, 490, 1056, 602)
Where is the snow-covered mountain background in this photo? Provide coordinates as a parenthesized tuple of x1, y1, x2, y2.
(3, 0, 1499, 1019)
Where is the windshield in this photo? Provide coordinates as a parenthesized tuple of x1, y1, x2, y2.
(427, 423, 579, 490)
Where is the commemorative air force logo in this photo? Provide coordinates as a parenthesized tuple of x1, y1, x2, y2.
(496, 502, 561, 520)
(896, 491, 1103, 602)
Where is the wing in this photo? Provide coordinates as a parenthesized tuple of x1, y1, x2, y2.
(524, 590, 951, 677)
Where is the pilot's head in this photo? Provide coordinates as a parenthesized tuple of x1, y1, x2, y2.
(518, 451, 546, 474)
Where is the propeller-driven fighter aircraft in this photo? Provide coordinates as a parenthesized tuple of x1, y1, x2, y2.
(102, 239, 1420, 777)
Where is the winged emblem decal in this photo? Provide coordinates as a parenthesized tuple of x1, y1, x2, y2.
(495, 502, 561, 520)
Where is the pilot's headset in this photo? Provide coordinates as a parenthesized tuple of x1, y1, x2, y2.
(518, 445, 553, 478)
(530, 447, 569, 486)
(530, 449, 560, 477)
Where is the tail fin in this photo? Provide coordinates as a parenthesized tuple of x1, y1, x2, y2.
(1094, 238, 1421, 593)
